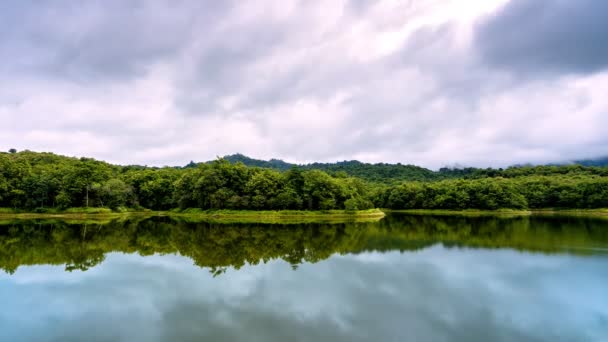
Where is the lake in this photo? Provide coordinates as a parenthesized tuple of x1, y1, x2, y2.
(1, 213, 607, 341)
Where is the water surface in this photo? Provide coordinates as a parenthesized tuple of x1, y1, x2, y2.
(1, 214, 607, 341)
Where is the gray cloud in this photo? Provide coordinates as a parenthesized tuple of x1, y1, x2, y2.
(0, 1, 231, 83)
(476, 0, 608, 76)
(0, 0, 607, 167)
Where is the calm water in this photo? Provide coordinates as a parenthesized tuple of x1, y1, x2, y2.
(1, 214, 607, 341)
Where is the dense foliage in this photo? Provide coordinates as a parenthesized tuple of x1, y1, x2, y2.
(1, 150, 607, 211)
(376, 175, 608, 210)
(220, 154, 474, 183)
(0, 151, 374, 211)
(221, 154, 608, 183)
(573, 157, 608, 167)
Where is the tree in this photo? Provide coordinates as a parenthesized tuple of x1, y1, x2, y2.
(99, 179, 133, 209)
(344, 196, 373, 211)
(245, 170, 282, 209)
(8, 149, 16, 154)
(55, 190, 72, 209)
(2, 150, 608, 212)
(302, 170, 339, 210)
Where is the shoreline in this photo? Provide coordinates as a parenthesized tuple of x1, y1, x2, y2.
(0, 208, 386, 221)
(386, 208, 608, 218)
(2, 207, 608, 221)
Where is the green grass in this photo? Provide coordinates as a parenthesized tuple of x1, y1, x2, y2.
(167, 208, 386, 223)
(386, 208, 608, 218)
(0, 207, 155, 222)
(172, 208, 384, 216)
(528, 208, 608, 217)
(0, 207, 386, 223)
(3, 207, 607, 221)
(63, 207, 114, 214)
(0, 207, 119, 214)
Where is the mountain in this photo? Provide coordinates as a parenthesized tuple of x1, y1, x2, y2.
(222, 153, 294, 171)
(216, 153, 608, 184)
(572, 157, 608, 167)
(217, 154, 478, 183)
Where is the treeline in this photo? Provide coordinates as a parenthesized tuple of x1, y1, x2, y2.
(220, 153, 608, 184)
(377, 175, 608, 210)
(221, 153, 471, 183)
(1, 150, 608, 211)
(0, 151, 374, 211)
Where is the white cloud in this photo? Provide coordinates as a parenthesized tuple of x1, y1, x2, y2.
(0, 0, 605, 168)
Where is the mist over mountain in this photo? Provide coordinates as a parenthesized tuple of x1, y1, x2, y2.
(571, 157, 608, 167)
(219, 153, 608, 169)
(209, 153, 608, 184)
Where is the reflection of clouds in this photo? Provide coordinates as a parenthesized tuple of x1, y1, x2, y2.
(0, 264, 102, 284)
(1, 248, 607, 341)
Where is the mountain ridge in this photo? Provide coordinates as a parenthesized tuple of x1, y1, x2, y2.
(219, 153, 608, 169)
(212, 153, 608, 184)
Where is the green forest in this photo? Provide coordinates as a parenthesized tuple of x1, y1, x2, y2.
(1, 150, 608, 212)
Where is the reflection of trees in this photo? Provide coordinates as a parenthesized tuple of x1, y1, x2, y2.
(64, 224, 107, 272)
(0, 215, 607, 274)
(65, 254, 105, 272)
(378, 214, 608, 254)
(0, 219, 374, 274)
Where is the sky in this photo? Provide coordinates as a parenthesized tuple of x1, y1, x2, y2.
(1, 0, 607, 168)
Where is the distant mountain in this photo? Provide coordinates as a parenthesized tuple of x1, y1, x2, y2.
(198, 154, 608, 184)
(222, 153, 294, 171)
(545, 157, 608, 167)
(216, 154, 478, 183)
(572, 157, 608, 167)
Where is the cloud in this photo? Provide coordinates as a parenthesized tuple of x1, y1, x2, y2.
(0, 0, 606, 168)
(475, 0, 608, 76)
(0, 1, 232, 83)
(1, 248, 607, 341)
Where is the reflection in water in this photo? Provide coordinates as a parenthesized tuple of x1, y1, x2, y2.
(0, 214, 607, 274)
(0, 215, 607, 341)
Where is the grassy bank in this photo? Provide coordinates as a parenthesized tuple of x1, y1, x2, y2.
(387, 208, 608, 218)
(0, 208, 386, 223)
(0, 207, 130, 215)
(168, 208, 386, 223)
(3, 207, 608, 221)
(172, 208, 384, 217)
(0, 208, 157, 223)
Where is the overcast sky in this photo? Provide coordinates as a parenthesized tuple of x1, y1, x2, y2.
(1, 0, 607, 168)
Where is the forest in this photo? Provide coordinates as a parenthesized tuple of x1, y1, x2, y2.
(1, 150, 608, 212)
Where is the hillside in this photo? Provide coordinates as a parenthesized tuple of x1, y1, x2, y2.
(217, 154, 477, 183)
(221, 154, 294, 171)
(573, 157, 608, 167)
(2, 150, 608, 212)
(217, 154, 608, 184)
